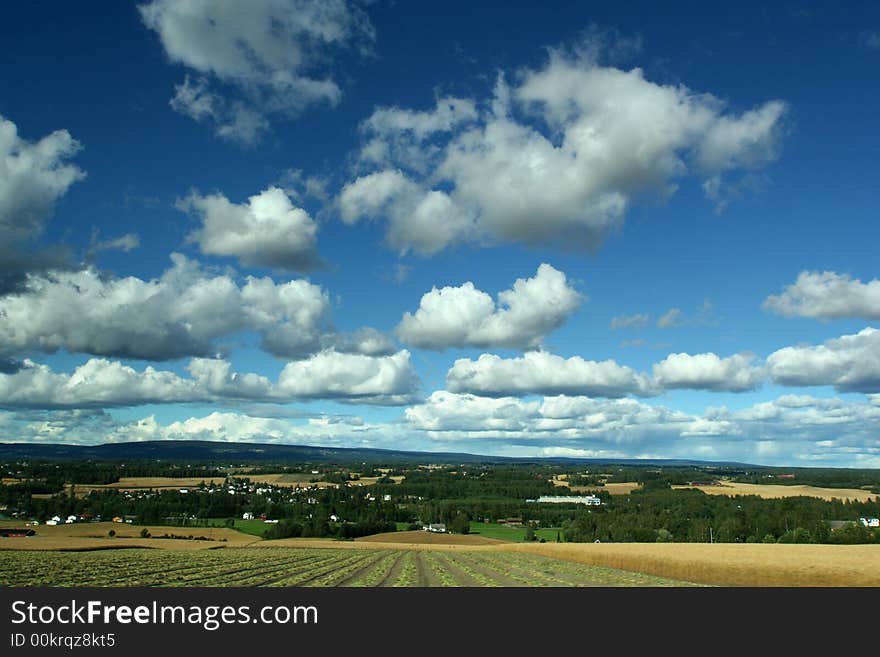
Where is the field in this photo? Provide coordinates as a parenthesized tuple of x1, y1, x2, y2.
(60, 477, 227, 497)
(503, 542, 880, 587)
(240, 472, 404, 487)
(0, 547, 700, 587)
(0, 521, 259, 550)
(551, 476, 642, 495)
(467, 522, 561, 542)
(355, 530, 504, 545)
(672, 481, 879, 502)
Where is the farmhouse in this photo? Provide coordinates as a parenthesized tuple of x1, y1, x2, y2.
(242, 512, 254, 520)
(532, 495, 603, 505)
(860, 517, 879, 528)
(423, 523, 447, 533)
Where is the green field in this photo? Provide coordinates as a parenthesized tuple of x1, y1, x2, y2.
(0, 547, 701, 587)
(467, 522, 561, 542)
(203, 518, 274, 537)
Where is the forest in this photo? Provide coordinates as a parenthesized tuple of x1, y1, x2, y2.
(1, 457, 878, 544)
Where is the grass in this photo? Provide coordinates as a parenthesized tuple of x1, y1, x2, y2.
(467, 521, 561, 543)
(204, 518, 274, 537)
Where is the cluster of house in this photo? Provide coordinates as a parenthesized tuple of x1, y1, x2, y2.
(41, 514, 137, 525)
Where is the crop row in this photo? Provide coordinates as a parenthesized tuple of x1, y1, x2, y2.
(0, 548, 700, 587)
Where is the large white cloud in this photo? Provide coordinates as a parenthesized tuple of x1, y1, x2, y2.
(341, 46, 787, 254)
(0, 114, 86, 291)
(763, 271, 880, 320)
(278, 350, 418, 404)
(140, 0, 373, 142)
(180, 186, 320, 270)
(653, 352, 764, 392)
(766, 327, 880, 392)
(0, 351, 418, 409)
(396, 263, 582, 349)
(0, 114, 84, 242)
(338, 170, 476, 255)
(446, 352, 654, 398)
(0, 254, 329, 360)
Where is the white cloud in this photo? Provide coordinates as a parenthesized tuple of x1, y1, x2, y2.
(652, 352, 764, 392)
(180, 186, 320, 270)
(0, 350, 418, 409)
(342, 45, 787, 254)
(0, 359, 198, 409)
(326, 327, 396, 357)
(277, 350, 418, 404)
(140, 0, 373, 140)
(0, 254, 329, 360)
(0, 114, 86, 290)
(399, 390, 880, 466)
(657, 307, 684, 328)
(446, 352, 654, 398)
(338, 170, 476, 255)
(763, 271, 880, 320)
(766, 327, 880, 392)
(396, 263, 582, 349)
(170, 76, 270, 144)
(610, 313, 649, 330)
(0, 114, 85, 243)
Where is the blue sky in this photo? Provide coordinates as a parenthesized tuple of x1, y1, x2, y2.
(1, 1, 879, 466)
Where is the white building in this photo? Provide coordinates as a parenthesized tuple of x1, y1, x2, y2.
(533, 495, 602, 505)
(242, 512, 254, 520)
(859, 517, 879, 528)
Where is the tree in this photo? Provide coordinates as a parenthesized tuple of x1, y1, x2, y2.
(450, 512, 470, 534)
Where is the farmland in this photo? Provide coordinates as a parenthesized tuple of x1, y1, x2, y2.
(0, 547, 701, 587)
(671, 481, 878, 502)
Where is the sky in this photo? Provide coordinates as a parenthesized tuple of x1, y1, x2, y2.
(0, 1, 879, 467)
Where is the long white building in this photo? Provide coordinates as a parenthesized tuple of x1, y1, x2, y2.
(531, 495, 602, 505)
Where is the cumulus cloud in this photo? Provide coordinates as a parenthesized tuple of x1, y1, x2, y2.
(0, 359, 200, 409)
(0, 254, 330, 360)
(766, 327, 880, 393)
(396, 263, 582, 349)
(400, 390, 880, 466)
(0, 351, 418, 409)
(326, 327, 396, 357)
(763, 271, 880, 320)
(446, 352, 654, 398)
(338, 170, 476, 255)
(278, 350, 418, 404)
(341, 44, 787, 254)
(0, 114, 86, 291)
(140, 0, 374, 141)
(179, 186, 321, 270)
(652, 352, 764, 392)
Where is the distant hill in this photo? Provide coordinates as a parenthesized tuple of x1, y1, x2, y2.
(0, 439, 752, 467)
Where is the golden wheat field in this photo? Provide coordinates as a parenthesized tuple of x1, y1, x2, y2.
(500, 542, 880, 587)
(672, 481, 878, 502)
